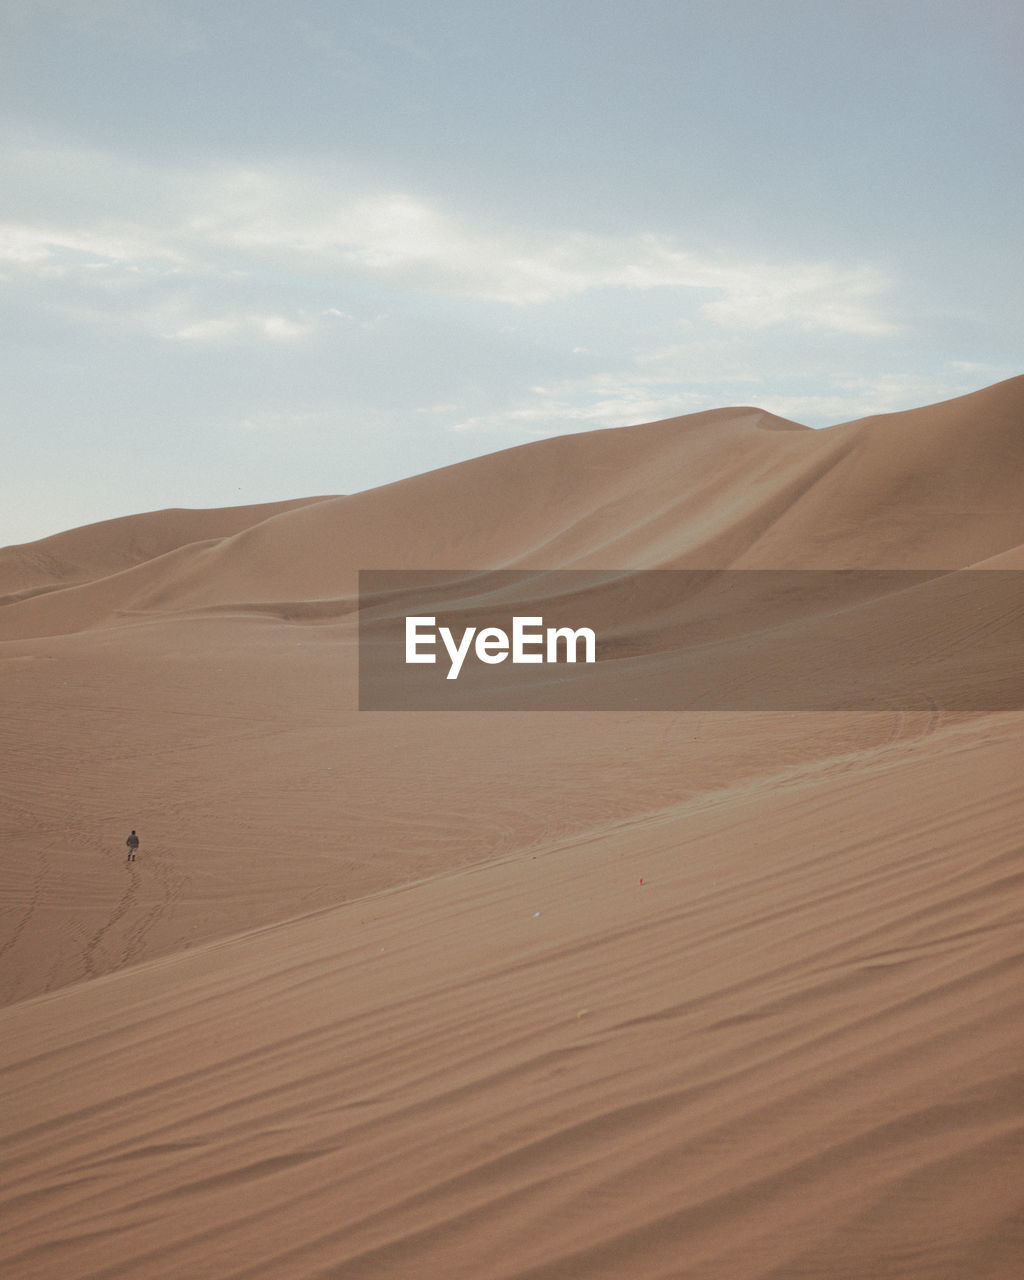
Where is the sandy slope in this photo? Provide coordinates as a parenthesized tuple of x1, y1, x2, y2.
(0, 497, 326, 608)
(2, 712, 1021, 1279)
(1, 377, 1023, 1277)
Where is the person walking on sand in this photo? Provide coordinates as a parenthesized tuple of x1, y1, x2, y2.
(126, 830, 139, 862)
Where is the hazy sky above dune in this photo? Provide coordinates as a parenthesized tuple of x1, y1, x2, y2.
(2, 0, 1021, 545)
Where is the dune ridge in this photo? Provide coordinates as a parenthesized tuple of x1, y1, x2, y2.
(0, 497, 328, 605)
(3, 377, 1024, 640)
(1, 377, 1023, 1277)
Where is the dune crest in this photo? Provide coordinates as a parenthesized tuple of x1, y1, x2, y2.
(2, 377, 1023, 639)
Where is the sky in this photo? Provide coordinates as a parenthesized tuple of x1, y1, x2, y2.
(1, 0, 1021, 547)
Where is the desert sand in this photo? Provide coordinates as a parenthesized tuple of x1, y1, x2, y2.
(1, 377, 1022, 1277)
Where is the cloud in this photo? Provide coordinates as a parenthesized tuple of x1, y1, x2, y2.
(170, 312, 314, 343)
(214, 194, 895, 332)
(757, 371, 1017, 424)
(446, 374, 729, 438)
(0, 219, 180, 269)
(0, 144, 900, 340)
(441, 364, 1005, 442)
(696, 262, 897, 335)
(234, 408, 330, 435)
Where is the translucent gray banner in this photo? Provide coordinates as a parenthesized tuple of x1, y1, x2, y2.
(358, 570, 1024, 711)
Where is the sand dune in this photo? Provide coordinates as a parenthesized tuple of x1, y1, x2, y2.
(0, 497, 325, 608)
(2, 713, 1021, 1278)
(1, 377, 1023, 1277)
(2, 380, 1023, 641)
